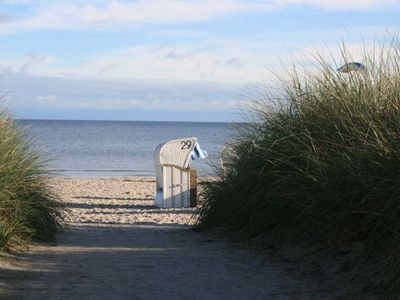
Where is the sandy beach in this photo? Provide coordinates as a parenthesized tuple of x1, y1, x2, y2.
(0, 177, 365, 299)
(51, 177, 198, 226)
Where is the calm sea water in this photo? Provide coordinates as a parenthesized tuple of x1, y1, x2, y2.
(18, 120, 232, 177)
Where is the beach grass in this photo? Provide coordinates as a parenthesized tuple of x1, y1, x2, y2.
(0, 109, 62, 249)
(195, 37, 400, 294)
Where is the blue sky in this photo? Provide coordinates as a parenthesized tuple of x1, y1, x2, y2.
(0, 0, 399, 122)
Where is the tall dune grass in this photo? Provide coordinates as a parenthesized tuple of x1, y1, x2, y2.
(0, 110, 62, 249)
(196, 39, 400, 293)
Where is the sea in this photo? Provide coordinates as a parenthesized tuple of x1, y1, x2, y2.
(17, 119, 233, 178)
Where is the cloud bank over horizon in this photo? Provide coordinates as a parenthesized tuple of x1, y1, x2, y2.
(3, 73, 245, 122)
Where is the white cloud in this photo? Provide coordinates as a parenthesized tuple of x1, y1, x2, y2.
(0, 31, 392, 83)
(0, 43, 275, 82)
(0, 0, 398, 33)
(273, 0, 399, 10)
(37, 94, 56, 104)
(1, 25, 396, 85)
(1, 0, 246, 32)
(0, 52, 58, 75)
(81, 97, 238, 111)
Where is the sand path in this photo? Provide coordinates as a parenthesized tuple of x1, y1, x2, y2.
(1, 178, 327, 299)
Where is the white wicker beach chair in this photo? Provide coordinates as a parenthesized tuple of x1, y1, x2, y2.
(153, 137, 207, 208)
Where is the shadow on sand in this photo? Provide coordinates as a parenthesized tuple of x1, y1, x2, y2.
(0, 222, 326, 300)
(72, 196, 152, 201)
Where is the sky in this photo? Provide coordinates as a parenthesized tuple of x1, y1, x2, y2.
(0, 0, 399, 122)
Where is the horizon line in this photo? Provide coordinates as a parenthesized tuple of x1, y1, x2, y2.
(16, 117, 235, 124)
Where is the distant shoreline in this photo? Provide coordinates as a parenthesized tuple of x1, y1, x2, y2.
(16, 118, 236, 125)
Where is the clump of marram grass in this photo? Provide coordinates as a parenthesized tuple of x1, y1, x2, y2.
(0, 110, 62, 249)
(196, 38, 400, 294)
